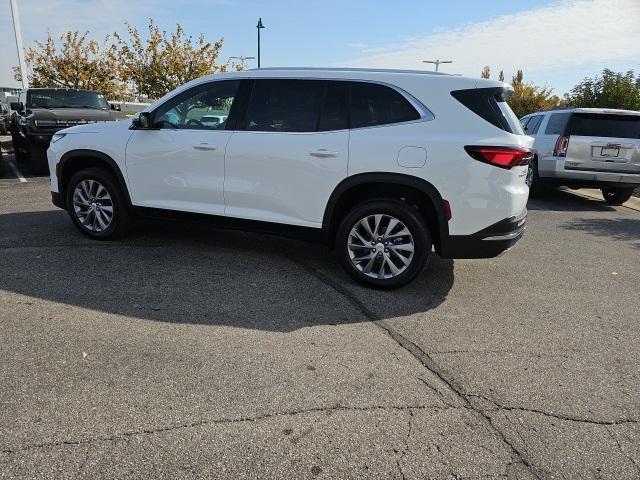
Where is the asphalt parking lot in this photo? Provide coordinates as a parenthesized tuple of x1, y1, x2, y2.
(1, 138, 639, 479)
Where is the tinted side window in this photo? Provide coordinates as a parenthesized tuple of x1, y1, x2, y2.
(527, 115, 543, 134)
(520, 117, 531, 129)
(245, 79, 324, 132)
(318, 81, 348, 131)
(154, 80, 239, 130)
(544, 113, 571, 135)
(350, 82, 420, 129)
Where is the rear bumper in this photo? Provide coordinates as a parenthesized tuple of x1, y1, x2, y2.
(441, 209, 526, 259)
(539, 156, 640, 187)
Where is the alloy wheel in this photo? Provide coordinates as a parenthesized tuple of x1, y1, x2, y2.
(347, 214, 414, 279)
(72, 179, 114, 232)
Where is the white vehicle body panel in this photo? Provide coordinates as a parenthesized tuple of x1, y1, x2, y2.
(48, 67, 532, 244)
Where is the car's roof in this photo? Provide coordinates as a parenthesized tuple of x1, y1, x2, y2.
(527, 107, 640, 117)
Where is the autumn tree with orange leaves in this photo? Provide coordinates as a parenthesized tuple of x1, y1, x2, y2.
(16, 21, 241, 100)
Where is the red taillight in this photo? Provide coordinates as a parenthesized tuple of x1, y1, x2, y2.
(464, 146, 534, 169)
(553, 135, 570, 157)
(442, 200, 452, 221)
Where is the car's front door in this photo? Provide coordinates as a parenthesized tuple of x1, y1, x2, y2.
(224, 79, 349, 227)
(125, 80, 240, 215)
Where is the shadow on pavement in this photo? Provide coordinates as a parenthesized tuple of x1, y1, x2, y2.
(0, 210, 454, 332)
(527, 188, 616, 212)
(560, 217, 640, 250)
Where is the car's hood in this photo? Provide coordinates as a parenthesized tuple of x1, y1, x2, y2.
(30, 108, 120, 122)
(60, 117, 133, 134)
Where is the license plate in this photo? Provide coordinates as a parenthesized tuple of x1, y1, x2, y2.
(600, 147, 619, 157)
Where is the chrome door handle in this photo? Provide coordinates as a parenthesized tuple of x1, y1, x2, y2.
(193, 144, 217, 151)
(309, 150, 338, 158)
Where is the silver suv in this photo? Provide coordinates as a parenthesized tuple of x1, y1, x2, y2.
(522, 108, 640, 204)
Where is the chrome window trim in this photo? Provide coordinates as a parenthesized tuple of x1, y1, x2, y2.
(153, 76, 436, 133)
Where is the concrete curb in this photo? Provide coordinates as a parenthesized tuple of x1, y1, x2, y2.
(567, 188, 640, 213)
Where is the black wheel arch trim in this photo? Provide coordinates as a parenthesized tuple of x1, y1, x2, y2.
(57, 149, 132, 208)
(322, 172, 449, 249)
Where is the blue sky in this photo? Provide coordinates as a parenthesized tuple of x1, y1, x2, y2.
(1, 0, 638, 96)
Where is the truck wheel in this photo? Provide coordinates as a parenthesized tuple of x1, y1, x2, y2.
(65, 167, 132, 240)
(25, 138, 49, 175)
(11, 133, 27, 163)
(601, 187, 634, 205)
(336, 199, 431, 289)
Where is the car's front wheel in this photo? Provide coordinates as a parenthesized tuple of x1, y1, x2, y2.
(601, 187, 634, 205)
(66, 167, 132, 239)
(336, 199, 431, 289)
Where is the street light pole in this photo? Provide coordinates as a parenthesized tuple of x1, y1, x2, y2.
(256, 18, 265, 68)
(10, 0, 28, 89)
(422, 59, 453, 72)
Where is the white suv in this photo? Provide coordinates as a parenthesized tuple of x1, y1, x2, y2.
(48, 68, 532, 288)
(521, 108, 640, 204)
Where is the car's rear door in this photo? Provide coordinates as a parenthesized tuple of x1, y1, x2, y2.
(223, 79, 349, 227)
(564, 112, 640, 174)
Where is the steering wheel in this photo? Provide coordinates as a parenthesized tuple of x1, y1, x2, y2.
(186, 119, 204, 127)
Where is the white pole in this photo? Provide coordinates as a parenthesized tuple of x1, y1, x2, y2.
(10, 0, 29, 89)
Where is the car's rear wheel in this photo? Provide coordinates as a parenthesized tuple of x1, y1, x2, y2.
(66, 167, 132, 239)
(336, 199, 431, 289)
(601, 187, 634, 205)
(526, 157, 542, 195)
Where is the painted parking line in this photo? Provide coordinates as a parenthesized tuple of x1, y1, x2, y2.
(7, 160, 27, 183)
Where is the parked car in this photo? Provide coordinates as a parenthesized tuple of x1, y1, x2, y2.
(10, 88, 121, 174)
(0, 101, 10, 134)
(521, 107, 640, 204)
(47, 68, 532, 288)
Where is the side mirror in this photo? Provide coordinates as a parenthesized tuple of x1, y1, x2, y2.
(10, 102, 24, 112)
(132, 111, 152, 129)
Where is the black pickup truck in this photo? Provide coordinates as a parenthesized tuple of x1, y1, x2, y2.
(10, 88, 121, 174)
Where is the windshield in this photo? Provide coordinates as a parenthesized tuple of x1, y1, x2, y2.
(27, 90, 109, 109)
(568, 113, 640, 139)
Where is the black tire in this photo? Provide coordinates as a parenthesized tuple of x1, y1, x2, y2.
(25, 137, 49, 175)
(526, 157, 543, 196)
(336, 199, 431, 289)
(601, 187, 634, 205)
(65, 167, 132, 239)
(11, 133, 28, 164)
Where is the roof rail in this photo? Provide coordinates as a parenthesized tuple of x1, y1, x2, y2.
(249, 67, 450, 76)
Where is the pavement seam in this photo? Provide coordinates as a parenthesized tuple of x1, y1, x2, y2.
(287, 255, 544, 480)
(0, 403, 456, 455)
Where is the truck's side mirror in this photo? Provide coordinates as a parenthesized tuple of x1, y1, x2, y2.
(10, 102, 24, 112)
(131, 111, 152, 129)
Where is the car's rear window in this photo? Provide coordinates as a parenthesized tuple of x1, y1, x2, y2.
(451, 87, 524, 135)
(567, 113, 640, 139)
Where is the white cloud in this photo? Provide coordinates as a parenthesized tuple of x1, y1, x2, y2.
(339, 0, 640, 81)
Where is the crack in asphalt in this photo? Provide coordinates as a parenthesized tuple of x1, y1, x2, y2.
(467, 392, 638, 426)
(605, 426, 640, 478)
(287, 256, 544, 480)
(0, 403, 456, 455)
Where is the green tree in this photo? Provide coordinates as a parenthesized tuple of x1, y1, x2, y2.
(565, 69, 640, 110)
(113, 19, 234, 99)
(15, 31, 126, 98)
